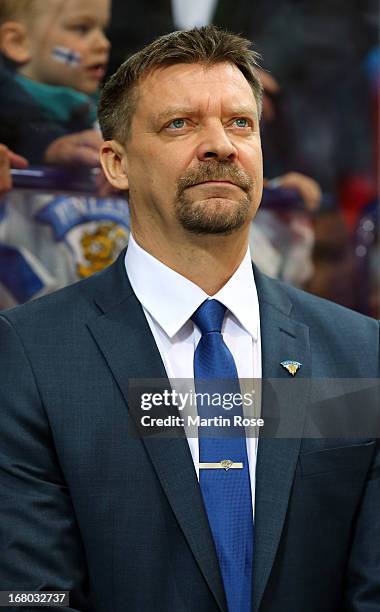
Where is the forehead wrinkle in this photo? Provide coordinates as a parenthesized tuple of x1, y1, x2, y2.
(144, 61, 252, 95)
(137, 62, 257, 127)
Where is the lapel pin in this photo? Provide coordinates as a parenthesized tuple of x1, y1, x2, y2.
(281, 360, 302, 376)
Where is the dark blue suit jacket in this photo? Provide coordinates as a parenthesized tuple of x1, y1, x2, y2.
(0, 250, 379, 611)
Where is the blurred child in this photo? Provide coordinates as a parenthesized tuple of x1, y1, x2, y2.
(0, 0, 110, 164)
(0, 0, 131, 309)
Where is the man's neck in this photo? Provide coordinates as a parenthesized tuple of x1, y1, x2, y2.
(131, 229, 250, 296)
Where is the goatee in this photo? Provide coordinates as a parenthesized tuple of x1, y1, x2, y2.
(175, 161, 254, 235)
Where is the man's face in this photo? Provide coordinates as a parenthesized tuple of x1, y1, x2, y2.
(24, 0, 110, 95)
(122, 62, 263, 238)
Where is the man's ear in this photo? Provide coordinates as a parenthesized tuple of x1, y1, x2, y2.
(100, 140, 130, 191)
(0, 22, 31, 64)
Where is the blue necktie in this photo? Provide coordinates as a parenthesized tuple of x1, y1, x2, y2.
(192, 300, 253, 612)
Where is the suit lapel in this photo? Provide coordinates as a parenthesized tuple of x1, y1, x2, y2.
(252, 269, 311, 612)
(86, 254, 227, 612)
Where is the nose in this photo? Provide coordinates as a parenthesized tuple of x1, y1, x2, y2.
(94, 29, 111, 53)
(196, 123, 238, 163)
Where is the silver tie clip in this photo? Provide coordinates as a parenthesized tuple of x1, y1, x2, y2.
(199, 459, 243, 471)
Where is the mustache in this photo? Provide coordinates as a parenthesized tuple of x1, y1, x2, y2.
(177, 162, 253, 194)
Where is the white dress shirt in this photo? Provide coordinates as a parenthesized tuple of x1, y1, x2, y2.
(171, 0, 218, 30)
(125, 234, 262, 515)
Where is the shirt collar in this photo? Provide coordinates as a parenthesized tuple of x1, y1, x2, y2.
(125, 234, 259, 341)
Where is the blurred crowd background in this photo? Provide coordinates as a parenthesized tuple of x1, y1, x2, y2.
(0, 0, 379, 316)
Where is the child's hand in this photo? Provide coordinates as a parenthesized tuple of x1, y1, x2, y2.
(0, 144, 28, 198)
(44, 130, 103, 167)
(264, 172, 322, 211)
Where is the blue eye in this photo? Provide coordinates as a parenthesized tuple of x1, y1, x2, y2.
(168, 119, 186, 129)
(234, 118, 250, 128)
(69, 24, 91, 34)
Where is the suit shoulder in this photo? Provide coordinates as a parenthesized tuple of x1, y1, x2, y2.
(282, 281, 378, 333)
(1, 261, 121, 331)
(1, 276, 94, 329)
(255, 269, 379, 342)
(0, 248, 130, 329)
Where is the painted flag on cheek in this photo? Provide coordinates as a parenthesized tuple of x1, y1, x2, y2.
(51, 46, 81, 67)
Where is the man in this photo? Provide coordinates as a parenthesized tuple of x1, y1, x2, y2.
(0, 26, 379, 612)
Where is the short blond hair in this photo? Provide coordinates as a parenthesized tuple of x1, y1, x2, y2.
(0, 0, 41, 25)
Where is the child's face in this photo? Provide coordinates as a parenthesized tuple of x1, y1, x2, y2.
(23, 0, 111, 95)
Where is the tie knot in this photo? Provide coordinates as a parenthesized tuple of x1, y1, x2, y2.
(191, 300, 227, 335)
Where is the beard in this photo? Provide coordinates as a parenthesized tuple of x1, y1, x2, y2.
(175, 161, 254, 235)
